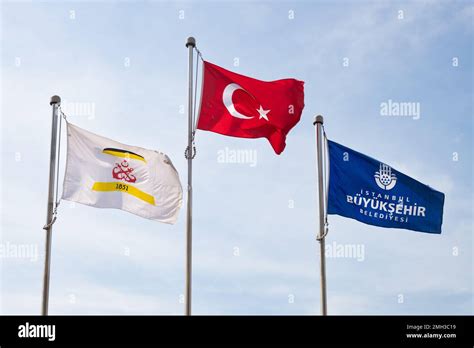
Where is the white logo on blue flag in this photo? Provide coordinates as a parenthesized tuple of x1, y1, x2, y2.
(327, 140, 444, 234)
(374, 163, 397, 190)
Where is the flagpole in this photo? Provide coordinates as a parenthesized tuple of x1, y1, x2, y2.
(42, 95, 61, 315)
(185, 36, 195, 316)
(314, 115, 328, 315)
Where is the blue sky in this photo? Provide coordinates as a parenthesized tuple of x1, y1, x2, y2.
(0, 0, 472, 315)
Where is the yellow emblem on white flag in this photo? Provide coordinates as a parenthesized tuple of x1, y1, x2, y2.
(62, 122, 183, 224)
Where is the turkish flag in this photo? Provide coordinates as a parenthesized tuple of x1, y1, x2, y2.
(197, 61, 305, 154)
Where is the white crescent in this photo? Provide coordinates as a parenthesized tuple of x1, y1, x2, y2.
(222, 83, 254, 120)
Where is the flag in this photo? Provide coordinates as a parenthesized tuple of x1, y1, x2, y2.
(197, 61, 304, 154)
(327, 140, 445, 234)
(62, 123, 183, 224)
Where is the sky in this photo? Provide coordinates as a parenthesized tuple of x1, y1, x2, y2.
(0, 0, 472, 315)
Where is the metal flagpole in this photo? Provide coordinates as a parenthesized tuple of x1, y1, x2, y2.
(185, 36, 196, 316)
(42, 95, 61, 315)
(314, 115, 328, 315)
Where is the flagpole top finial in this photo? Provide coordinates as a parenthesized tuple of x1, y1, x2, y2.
(314, 115, 324, 125)
(186, 37, 196, 48)
(50, 95, 61, 105)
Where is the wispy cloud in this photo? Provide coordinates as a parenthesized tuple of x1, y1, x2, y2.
(1, 0, 472, 315)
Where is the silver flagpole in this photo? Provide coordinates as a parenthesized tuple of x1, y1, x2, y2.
(42, 95, 61, 315)
(185, 36, 195, 316)
(314, 115, 328, 315)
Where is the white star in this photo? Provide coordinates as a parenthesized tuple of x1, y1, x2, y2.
(257, 105, 270, 121)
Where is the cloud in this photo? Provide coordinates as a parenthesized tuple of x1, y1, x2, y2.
(1, 0, 472, 315)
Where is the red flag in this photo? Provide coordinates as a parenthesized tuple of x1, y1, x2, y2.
(197, 61, 304, 154)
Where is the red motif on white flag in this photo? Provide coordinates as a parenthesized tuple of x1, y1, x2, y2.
(112, 160, 136, 183)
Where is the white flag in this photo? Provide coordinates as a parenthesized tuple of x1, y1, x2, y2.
(62, 122, 183, 224)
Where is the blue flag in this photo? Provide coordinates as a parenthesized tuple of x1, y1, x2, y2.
(327, 140, 445, 234)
